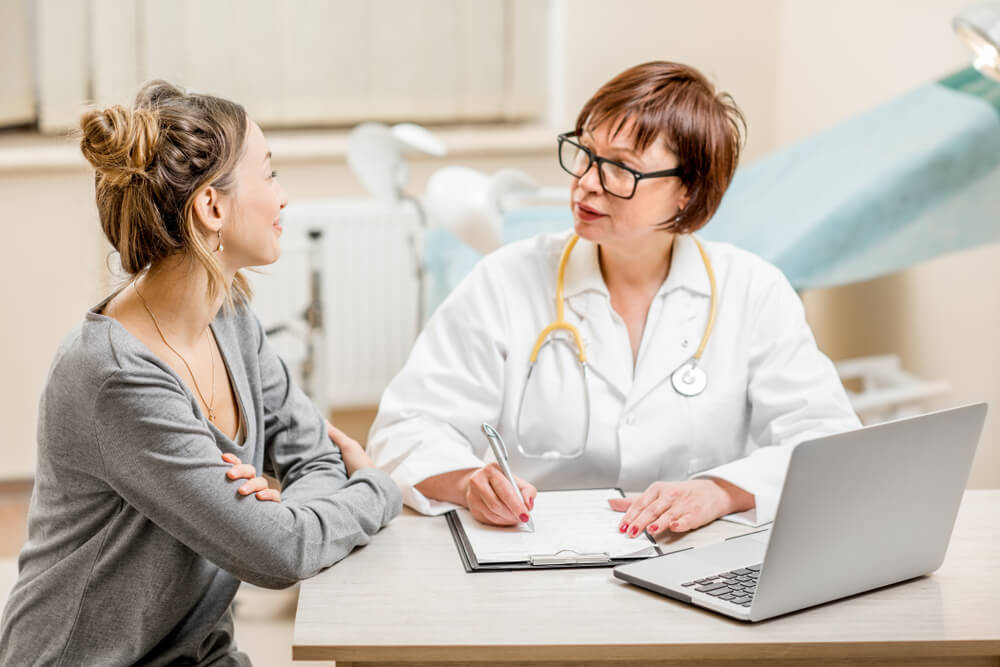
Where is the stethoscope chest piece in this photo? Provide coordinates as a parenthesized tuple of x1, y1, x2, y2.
(671, 359, 707, 397)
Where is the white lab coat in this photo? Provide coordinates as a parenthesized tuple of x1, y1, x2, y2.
(369, 230, 860, 525)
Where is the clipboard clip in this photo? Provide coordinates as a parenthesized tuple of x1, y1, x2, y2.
(529, 549, 611, 566)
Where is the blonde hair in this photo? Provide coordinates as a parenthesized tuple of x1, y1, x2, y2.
(79, 80, 252, 306)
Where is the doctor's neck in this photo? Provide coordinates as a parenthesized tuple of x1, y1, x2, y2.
(597, 231, 675, 293)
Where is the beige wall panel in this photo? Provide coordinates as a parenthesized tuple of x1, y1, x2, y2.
(91, 0, 139, 107)
(370, 0, 458, 121)
(456, 0, 504, 119)
(279, 0, 370, 125)
(140, 0, 187, 87)
(233, 0, 285, 124)
(0, 0, 36, 126)
(0, 167, 107, 479)
(176, 0, 245, 102)
(36, 0, 89, 132)
(503, 0, 547, 120)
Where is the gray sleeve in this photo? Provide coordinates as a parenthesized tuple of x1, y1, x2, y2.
(255, 316, 359, 503)
(93, 368, 401, 589)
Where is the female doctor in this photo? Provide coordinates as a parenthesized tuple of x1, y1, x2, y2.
(369, 61, 860, 537)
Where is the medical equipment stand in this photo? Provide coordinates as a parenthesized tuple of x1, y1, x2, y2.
(264, 228, 327, 412)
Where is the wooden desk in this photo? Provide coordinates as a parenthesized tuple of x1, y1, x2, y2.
(293, 490, 1000, 666)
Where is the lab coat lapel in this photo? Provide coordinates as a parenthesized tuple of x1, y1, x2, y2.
(626, 235, 713, 411)
(561, 236, 632, 399)
(626, 291, 708, 411)
(571, 295, 633, 399)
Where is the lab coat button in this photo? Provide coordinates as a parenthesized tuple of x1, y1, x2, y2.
(625, 414, 635, 426)
(681, 338, 689, 348)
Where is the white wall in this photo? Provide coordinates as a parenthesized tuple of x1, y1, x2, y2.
(776, 0, 973, 145)
(561, 0, 781, 163)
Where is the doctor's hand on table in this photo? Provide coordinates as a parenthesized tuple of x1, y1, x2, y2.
(416, 465, 538, 527)
(610, 479, 755, 537)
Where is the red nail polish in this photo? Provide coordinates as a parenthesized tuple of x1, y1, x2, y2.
(630, 526, 639, 537)
(649, 524, 658, 533)
(519, 513, 529, 522)
(620, 523, 628, 533)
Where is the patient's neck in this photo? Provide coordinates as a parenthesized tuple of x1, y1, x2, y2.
(134, 255, 231, 346)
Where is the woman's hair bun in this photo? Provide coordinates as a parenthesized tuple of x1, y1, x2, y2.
(79, 105, 160, 187)
(80, 79, 252, 306)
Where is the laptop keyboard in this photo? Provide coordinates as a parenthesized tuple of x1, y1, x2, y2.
(681, 564, 761, 607)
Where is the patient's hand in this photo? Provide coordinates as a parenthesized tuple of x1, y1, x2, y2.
(222, 453, 281, 503)
(326, 421, 375, 476)
(608, 479, 753, 536)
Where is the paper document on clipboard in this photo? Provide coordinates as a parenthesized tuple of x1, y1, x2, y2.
(448, 488, 660, 570)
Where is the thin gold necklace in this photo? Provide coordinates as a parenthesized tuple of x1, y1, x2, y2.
(134, 282, 217, 422)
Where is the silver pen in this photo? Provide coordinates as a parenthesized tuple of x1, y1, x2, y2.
(481, 423, 535, 531)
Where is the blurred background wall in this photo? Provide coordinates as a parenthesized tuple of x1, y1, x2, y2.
(0, 0, 995, 487)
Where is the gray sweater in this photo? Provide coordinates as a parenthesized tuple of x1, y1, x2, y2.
(0, 297, 402, 666)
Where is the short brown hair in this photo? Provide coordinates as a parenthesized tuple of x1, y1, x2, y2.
(79, 80, 251, 305)
(575, 61, 746, 233)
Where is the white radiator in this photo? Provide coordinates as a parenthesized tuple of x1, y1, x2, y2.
(249, 199, 421, 412)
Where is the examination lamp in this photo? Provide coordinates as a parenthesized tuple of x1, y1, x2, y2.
(347, 122, 447, 203)
(954, 1, 1000, 81)
(422, 166, 539, 254)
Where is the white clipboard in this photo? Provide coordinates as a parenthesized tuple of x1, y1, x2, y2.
(446, 488, 662, 571)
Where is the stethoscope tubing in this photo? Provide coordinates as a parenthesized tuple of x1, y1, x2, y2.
(515, 233, 717, 458)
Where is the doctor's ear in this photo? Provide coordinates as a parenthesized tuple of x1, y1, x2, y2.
(677, 189, 690, 212)
(673, 192, 690, 222)
(191, 185, 229, 235)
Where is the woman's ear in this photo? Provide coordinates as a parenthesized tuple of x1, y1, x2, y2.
(191, 185, 228, 234)
(677, 188, 691, 213)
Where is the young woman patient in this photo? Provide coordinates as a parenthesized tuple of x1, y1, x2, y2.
(0, 81, 401, 666)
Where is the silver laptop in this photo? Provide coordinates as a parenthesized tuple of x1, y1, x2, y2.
(614, 402, 987, 622)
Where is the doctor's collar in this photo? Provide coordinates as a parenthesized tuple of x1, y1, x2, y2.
(562, 232, 712, 301)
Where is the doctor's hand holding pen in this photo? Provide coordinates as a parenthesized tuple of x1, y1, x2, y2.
(221, 421, 377, 503)
(416, 464, 538, 527)
(609, 479, 755, 537)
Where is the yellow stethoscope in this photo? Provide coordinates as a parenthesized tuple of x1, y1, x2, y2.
(514, 233, 718, 460)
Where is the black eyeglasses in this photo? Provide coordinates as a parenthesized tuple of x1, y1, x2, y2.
(557, 131, 682, 199)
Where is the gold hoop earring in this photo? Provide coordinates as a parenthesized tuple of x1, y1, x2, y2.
(215, 229, 224, 253)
